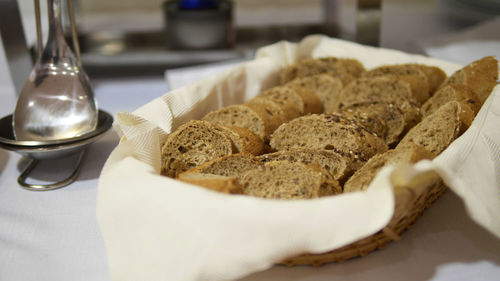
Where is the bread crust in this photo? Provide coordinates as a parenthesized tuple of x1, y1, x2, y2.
(397, 101, 473, 155)
(439, 56, 498, 104)
(421, 84, 481, 117)
(344, 143, 435, 192)
(178, 173, 244, 194)
(220, 126, 266, 156)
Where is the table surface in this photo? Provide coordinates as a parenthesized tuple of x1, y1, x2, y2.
(1, 4, 500, 281)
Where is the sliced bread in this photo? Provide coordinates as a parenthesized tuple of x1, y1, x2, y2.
(362, 65, 431, 104)
(344, 143, 435, 192)
(246, 97, 291, 124)
(397, 101, 475, 155)
(341, 103, 408, 146)
(241, 160, 341, 199)
(181, 153, 260, 178)
(439, 56, 498, 104)
(257, 149, 352, 184)
(178, 173, 243, 194)
(269, 113, 387, 169)
(280, 57, 365, 83)
(421, 84, 480, 117)
(161, 120, 234, 177)
(219, 126, 266, 156)
(258, 84, 323, 116)
(410, 64, 447, 93)
(287, 74, 345, 113)
(339, 76, 417, 108)
(202, 102, 282, 141)
(339, 76, 422, 129)
(339, 106, 387, 140)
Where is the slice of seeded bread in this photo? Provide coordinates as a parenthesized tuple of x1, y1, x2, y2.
(397, 101, 475, 155)
(421, 84, 480, 117)
(258, 84, 323, 116)
(161, 120, 234, 177)
(439, 56, 498, 104)
(362, 64, 431, 104)
(252, 88, 301, 121)
(341, 103, 408, 146)
(280, 57, 365, 84)
(178, 173, 243, 194)
(287, 74, 345, 113)
(339, 76, 422, 129)
(344, 143, 435, 192)
(202, 102, 282, 141)
(246, 97, 291, 125)
(269, 113, 387, 170)
(241, 160, 341, 199)
(219, 126, 266, 156)
(410, 64, 447, 93)
(339, 76, 417, 108)
(257, 149, 352, 184)
(181, 153, 260, 178)
(339, 106, 387, 140)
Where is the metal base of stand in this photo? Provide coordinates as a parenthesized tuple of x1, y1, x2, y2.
(18, 150, 86, 191)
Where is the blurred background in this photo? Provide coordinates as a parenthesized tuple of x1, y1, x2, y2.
(1, 0, 499, 97)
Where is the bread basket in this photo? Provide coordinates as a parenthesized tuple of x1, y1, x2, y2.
(97, 35, 500, 281)
(282, 173, 447, 265)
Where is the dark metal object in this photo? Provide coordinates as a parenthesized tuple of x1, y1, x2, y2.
(164, 0, 234, 49)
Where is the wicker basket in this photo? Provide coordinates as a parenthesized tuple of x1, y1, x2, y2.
(282, 174, 447, 266)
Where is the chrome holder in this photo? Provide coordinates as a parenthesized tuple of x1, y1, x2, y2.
(18, 149, 87, 191)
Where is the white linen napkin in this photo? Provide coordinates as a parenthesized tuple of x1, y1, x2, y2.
(97, 35, 500, 281)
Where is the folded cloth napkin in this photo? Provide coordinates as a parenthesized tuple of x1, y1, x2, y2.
(97, 35, 500, 281)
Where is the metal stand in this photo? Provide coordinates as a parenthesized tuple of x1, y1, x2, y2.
(17, 150, 87, 191)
